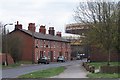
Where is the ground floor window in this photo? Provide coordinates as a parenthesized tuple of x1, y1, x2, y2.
(59, 52, 62, 56)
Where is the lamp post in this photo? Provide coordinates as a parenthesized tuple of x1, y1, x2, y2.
(4, 23, 13, 66)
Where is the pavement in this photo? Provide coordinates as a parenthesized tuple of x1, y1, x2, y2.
(50, 60, 88, 78)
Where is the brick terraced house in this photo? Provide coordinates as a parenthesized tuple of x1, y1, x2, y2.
(9, 21, 71, 63)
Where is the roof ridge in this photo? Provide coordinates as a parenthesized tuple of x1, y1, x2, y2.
(20, 29, 69, 42)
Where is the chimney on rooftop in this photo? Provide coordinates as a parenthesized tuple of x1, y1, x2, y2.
(39, 25, 46, 34)
(56, 31, 62, 37)
(28, 23, 36, 32)
(48, 27, 55, 36)
(15, 21, 22, 30)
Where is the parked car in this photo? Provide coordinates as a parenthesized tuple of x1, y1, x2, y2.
(38, 56, 50, 64)
(76, 55, 81, 60)
(57, 56, 65, 62)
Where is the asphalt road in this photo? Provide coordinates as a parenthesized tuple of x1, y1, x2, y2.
(2, 60, 86, 78)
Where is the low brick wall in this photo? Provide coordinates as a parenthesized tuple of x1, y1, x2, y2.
(90, 46, 119, 62)
(0, 53, 14, 65)
(82, 62, 95, 73)
(100, 66, 120, 73)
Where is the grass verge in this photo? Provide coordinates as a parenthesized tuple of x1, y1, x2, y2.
(87, 62, 119, 78)
(2, 61, 32, 69)
(2, 63, 21, 68)
(87, 72, 119, 78)
(89, 62, 119, 69)
(18, 66, 65, 78)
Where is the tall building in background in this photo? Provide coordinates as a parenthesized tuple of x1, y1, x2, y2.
(65, 23, 119, 62)
(65, 23, 89, 59)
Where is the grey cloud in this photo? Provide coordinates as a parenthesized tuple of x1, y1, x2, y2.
(0, 0, 77, 35)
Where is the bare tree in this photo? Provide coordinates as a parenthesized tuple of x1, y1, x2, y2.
(116, 1, 120, 53)
(0, 22, 3, 53)
(2, 28, 23, 64)
(0, 22, 3, 34)
(74, 1, 119, 65)
(7, 35, 22, 63)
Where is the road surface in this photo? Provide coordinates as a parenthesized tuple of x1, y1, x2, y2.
(2, 59, 87, 78)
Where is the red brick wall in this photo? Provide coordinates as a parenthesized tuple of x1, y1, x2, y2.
(34, 39, 71, 63)
(0, 53, 14, 65)
(9, 30, 71, 63)
(9, 30, 33, 61)
(90, 46, 119, 62)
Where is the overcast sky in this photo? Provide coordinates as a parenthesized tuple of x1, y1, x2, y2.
(0, 0, 117, 36)
(0, 0, 84, 36)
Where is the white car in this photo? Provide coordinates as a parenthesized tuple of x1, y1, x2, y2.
(57, 56, 65, 62)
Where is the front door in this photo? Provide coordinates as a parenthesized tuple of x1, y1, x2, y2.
(40, 51, 43, 58)
(50, 51, 53, 62)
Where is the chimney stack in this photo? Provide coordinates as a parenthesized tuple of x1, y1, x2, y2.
(56, 31, 62, 37)
(15, 21, 22, 30)
(48, 27, 55, 36)
(39, 25, 46, 34)
(28, 23, 36, 32)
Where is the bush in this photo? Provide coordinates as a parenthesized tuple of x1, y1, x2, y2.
(82, 62, 95, 73)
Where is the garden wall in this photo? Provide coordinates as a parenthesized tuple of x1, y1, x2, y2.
(90, 46, 119, 62)
(100, 66, 120, 73)
(0, 53, 14, 65)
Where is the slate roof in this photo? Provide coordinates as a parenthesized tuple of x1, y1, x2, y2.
(17, 29, 69, 42)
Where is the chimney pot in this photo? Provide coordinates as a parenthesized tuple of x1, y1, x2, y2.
(28, 23, 36, 32)
(56, 31, 62, 37)
(39, 25, 46, 34)
(17, 21, 19, 25)
(48, 27, 55, 36)
(15, 21, 22, 30)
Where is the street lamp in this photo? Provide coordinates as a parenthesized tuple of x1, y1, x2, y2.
(4, 23, 13, 66)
